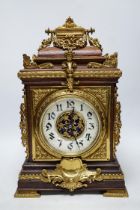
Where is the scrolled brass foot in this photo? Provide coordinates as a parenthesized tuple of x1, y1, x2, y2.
(14, 190, 40, 198)
(103, 189, 128, 197)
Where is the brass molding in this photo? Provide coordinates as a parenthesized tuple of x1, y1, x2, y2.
(14, 190, 40, 198)
(101, 173, 124, 180)
(18, 69, 122, 79)
(19, 172, 124, 181)
(23, 54, 53, 69)
(20, 92, 29, 159)
(103, 189, 128, 197)
(87, 52, 118, 69)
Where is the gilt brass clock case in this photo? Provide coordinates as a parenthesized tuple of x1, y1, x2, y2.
(34, 89, 108, 160)
(16, 18, 128, 198)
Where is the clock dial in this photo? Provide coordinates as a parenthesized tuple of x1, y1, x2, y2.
(40, 96, 100, 156)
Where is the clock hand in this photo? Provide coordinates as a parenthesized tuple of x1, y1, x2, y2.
(69, 108, 80, 149)
(73, 134, 80, 149)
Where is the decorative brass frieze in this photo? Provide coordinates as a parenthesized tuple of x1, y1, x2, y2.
(87, 140, 107, 160)
(20, 93, 29, 159)
(87, 52, 118, 69)
(18, 69, 122, 79)
(113, 87, 121, 154)
(23, 54, 53, 69)
(85, 87, 110, 112)
(19, 172, 124, 181)
(35, 142, 57, 160)
(32, 88, 57, 113)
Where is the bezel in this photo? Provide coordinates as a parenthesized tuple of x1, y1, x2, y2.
(39, 96, 100, 156)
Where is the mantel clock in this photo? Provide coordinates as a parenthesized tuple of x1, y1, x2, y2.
(15, 17, 128, 197)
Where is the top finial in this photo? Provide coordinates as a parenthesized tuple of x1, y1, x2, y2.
(39, 18, 102, 51)
(63, 17, 77, 28)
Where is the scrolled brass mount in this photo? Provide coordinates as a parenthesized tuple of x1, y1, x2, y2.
(40, 158, 102, 192)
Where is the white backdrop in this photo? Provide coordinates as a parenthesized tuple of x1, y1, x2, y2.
(0, 0, 140, 210)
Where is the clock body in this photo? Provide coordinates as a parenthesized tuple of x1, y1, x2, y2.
(15, 18, 128, 198)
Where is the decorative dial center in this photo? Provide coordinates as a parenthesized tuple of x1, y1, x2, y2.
(56, 109, 85, 140)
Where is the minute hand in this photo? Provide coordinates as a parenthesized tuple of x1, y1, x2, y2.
(70, 108, 80, 149)
(73, 134, 80, 149)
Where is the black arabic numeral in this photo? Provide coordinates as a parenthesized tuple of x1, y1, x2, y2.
(78, 140, 84, 147)
(46, 122, 52, 131)
(58, 139, 62, 147)
(56, 104, 63, 112)
(87, 111, 92, 119)
(85, 133, 92, 141)
(80, 104, 84, 111)
(49, 132, 55, 140)
(67, 142, 73, 150)
(67, 100, 75, 108)
(48, 112, 56, 120)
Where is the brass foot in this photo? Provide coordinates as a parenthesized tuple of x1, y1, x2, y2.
(103, 189, 128, 197)
(14, 190, 40, 198)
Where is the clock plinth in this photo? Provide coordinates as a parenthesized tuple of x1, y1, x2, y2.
(16, 17, 128, 197)
(15, 158, 127, 197)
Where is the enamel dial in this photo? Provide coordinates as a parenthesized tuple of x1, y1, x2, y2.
(40, 96, 101, 156)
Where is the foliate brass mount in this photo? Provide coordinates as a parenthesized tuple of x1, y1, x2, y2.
(39, 17, 102, 51)
(20, 92, 29, 159)
(61, 49, 77, 92)
(87, 52, 118, 68)
(40, 158, 102, 191)
(20, 158, 102, 192)
(23, 54, 54, 69)
(113, 87, 121, 154)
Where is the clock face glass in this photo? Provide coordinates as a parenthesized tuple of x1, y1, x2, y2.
(40, 96, 100, 156)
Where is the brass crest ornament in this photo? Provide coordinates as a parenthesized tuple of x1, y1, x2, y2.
(16, 18, 128, 198)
